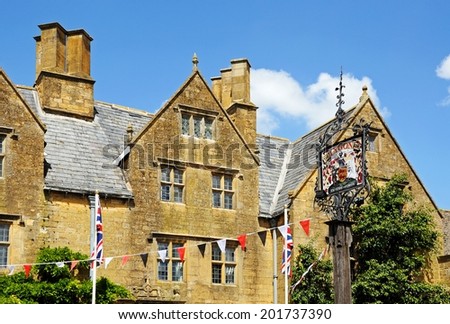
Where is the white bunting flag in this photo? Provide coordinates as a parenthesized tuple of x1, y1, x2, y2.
(158, 249, 168, 263)
(104, 257, 113, 269)
(217, 239, 226, 253)
(278, 224, 289, 240)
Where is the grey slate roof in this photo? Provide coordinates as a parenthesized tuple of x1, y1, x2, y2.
(272, 123, 327, 216)
(17, 84, 351, 213)
(17, 86, 152, 198)
(257, 113, 355, 218)
(256, 130, 320, 219)
(256, 135, 290, 218)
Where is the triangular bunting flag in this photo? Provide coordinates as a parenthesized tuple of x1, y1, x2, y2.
(176, 247, 186, 262)
(140, 253, 148, 267)
(23, 264, 32, 278)
(70, 261, 78, 272)
(217, 239, 226, 253)
(198, 243, 206, 257)
(237, 234, 247, 251)
(258, 230, 267, 245)
(56, 262, 65, 268)
(158, 249, 167, 263)
(7, 265, 15, 276)
(299, 219, 310, 236)
(105, 257, 113, 269)
(121, 255, 129, 266)
(278, 224, 289, 240)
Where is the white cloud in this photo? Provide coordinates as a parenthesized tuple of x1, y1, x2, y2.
(439, 86, 450, 106)
(436, 54, 450, 80)
(250, 68, 386, 135)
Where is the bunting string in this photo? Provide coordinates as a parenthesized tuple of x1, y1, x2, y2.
(3, 219, 314, 278)
(290, 243, 330, 292)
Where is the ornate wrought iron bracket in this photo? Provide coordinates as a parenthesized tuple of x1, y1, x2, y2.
(314, 71, 371, 221)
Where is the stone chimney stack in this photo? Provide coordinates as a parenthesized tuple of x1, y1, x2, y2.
(66, 29, 92, 78)
(34, 23, 95, 119)
(212, 58, 258, 145)
(230, 58, 251, 103)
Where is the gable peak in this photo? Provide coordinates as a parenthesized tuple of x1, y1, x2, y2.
(360, 85, 369, 102)
(192, 53, 199, 72)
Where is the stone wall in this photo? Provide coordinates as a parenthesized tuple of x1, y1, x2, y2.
(0, 73, 46, 266)
(125, 72, 271, 303)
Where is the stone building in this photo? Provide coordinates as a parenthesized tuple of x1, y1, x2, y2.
(0, 22, 448, 303)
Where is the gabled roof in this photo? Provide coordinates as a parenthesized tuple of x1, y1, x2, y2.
(256, 134, 290, 218)
(257, 112, 353, 218)
(272, 121, 331, 216)
(257, 89, 443, 219)
(131, 67, 260, 165)
(17, 86, 152, 198)
(15, 76, 441, 217)
(0, 70, 46, 131)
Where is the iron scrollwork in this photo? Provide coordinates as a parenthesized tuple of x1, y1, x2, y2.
(314, 71, 370, 221)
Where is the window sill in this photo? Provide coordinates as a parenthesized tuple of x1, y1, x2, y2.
(180, 134, 215, 142)
(161, 200, 185, 205)
(212, 207, 235, 211)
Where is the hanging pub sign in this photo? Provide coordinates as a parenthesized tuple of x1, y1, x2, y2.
(318, 134, 366, 196)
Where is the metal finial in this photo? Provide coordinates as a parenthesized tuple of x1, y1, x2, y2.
(335, 67, 345, 121)
(192, 53, 199, 71)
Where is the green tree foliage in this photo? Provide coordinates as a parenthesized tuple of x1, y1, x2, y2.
(33, 246, 90, 283)
(351, 174, 450, 303)
(0, 247, 133, 304)
(290, 242, 334, 304)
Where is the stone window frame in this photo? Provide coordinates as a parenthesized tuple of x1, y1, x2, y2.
(211, 242, 237, 285)
(212, 173, 234, 209)
(156, 240, 185, 282)
(0, 134, 5, 178)
(0, 223, 10, 268)
(0, 127, 17, 179)
(160, 165, 185, 203)
(367, 128, 382, 153)
(0, 214, 20, 269)
(177, 105, 218, 141)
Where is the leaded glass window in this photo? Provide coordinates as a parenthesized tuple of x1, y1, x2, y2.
(211, 243, 236, 285)
(212, 174, 234, 209)
(157, 241, 185, 282)
(160, 167, 184, 203)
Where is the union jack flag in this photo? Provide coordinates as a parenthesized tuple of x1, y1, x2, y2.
(281, 226, 293, 276)
(91, 194, 104, 267)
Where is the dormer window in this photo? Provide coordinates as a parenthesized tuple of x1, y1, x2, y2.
(179, 105, 218, 140)
(181, 113, 214, 140)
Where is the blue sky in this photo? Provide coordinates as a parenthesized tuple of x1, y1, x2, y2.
(1, 1, 449, 209)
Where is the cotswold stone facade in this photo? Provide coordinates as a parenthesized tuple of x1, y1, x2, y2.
(0, 22, 448, 303)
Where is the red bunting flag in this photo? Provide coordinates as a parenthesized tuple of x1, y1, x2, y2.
(23, 264, 32, 278)
(121, 255, 129, 266)
(177, 247, 186, 262)
(299, 219, 310, 236)
(70, 261, 78, 272)
(237, 234, 247, 251)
